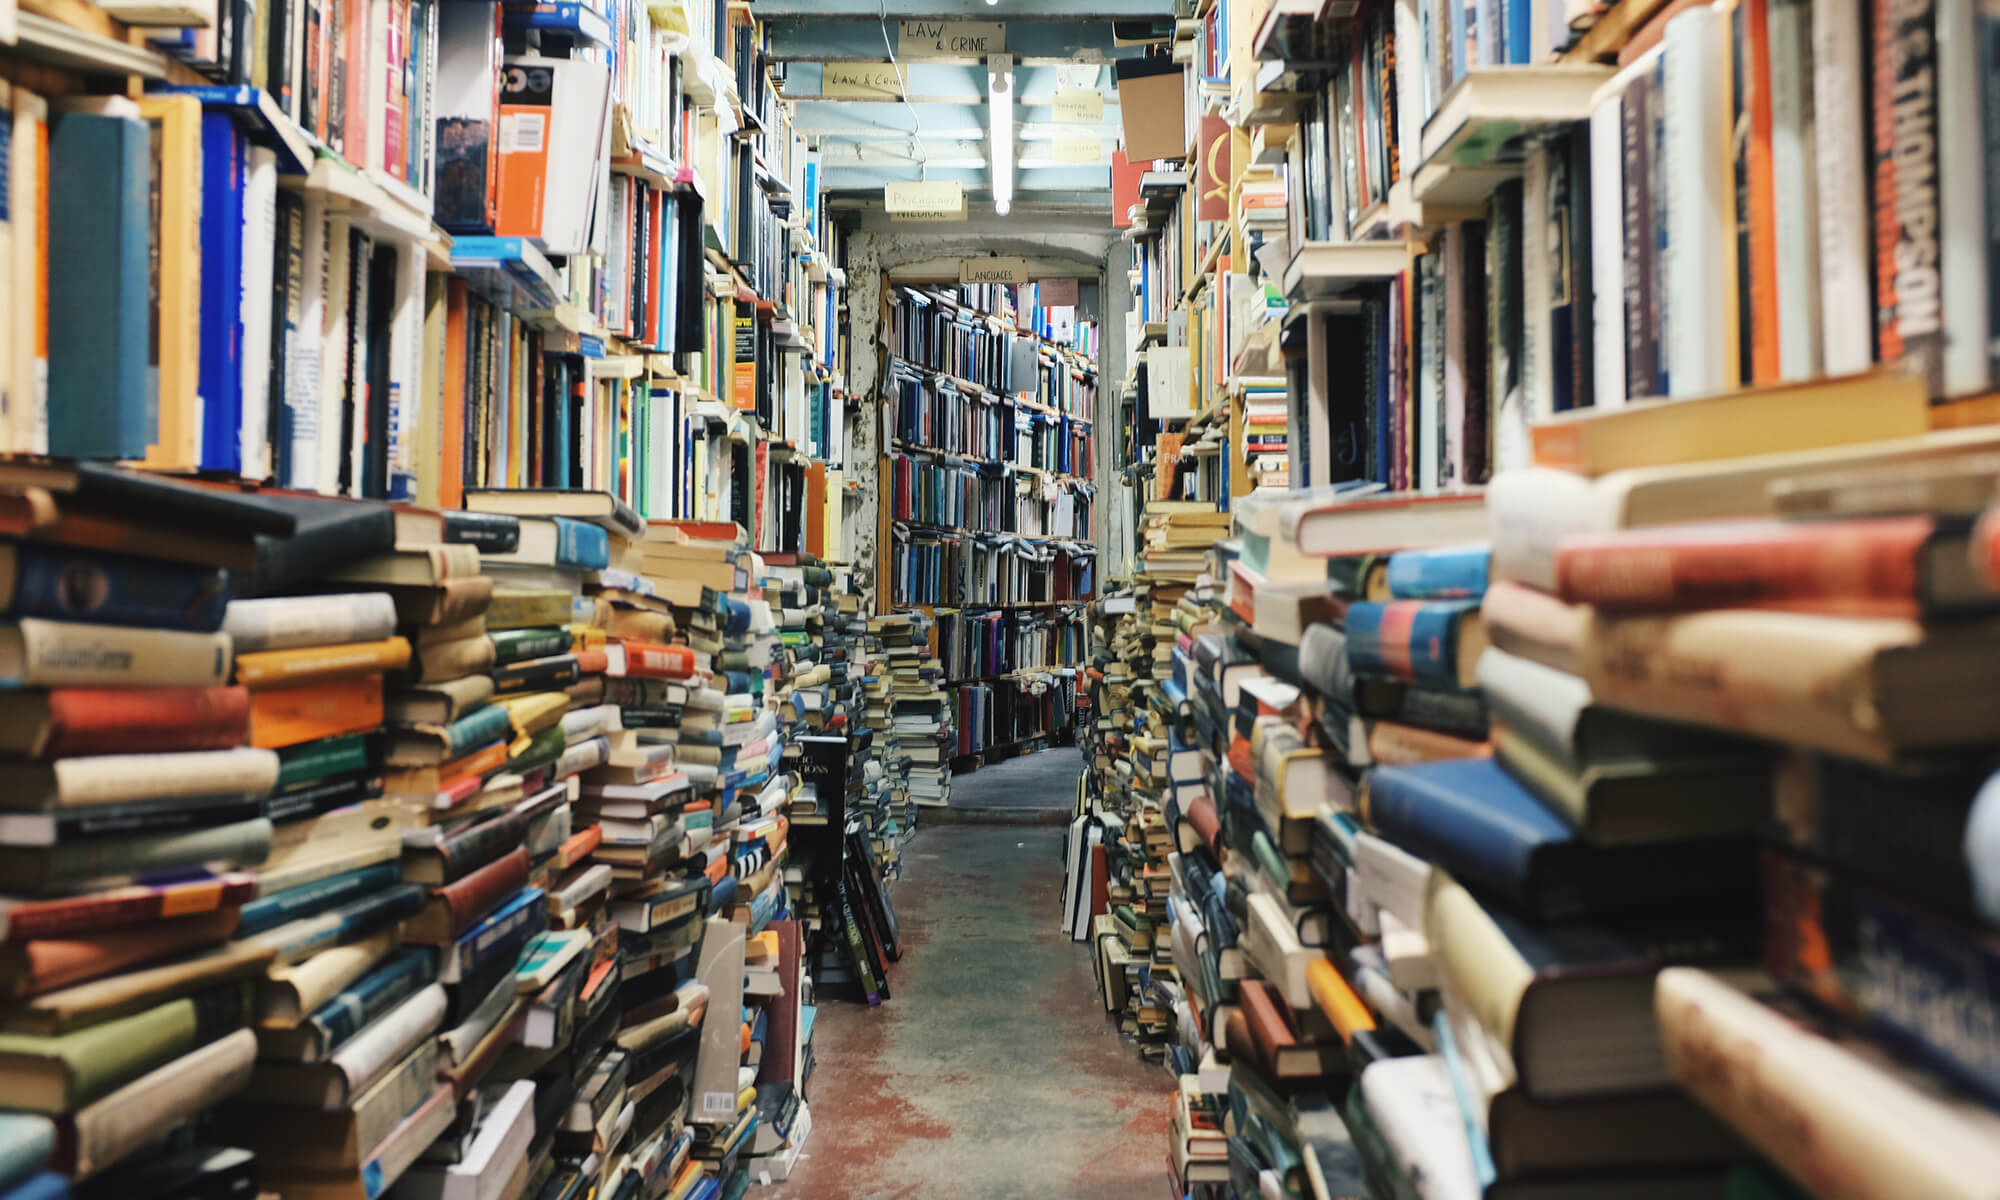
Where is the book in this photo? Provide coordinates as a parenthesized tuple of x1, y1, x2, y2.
(60, 1027, 257, 1179)
(464, 489, 644, 539)
(0, 620, 232, 688)
(214, 1040, 439, 1172)
(0, 818, 274, 896)
(237, 983, 446, 1108)
(223, 592, 399, 653)
(0, 873, 258, 942)
(256, 948, 437, 1063)
(321, 545, 481, 588)
(1363, 757, 1756, 916)
(1345, 599, 1486, 689)
(46, 113, 150, 462)
(0, 982, 248, 1114)
(0, 745, 278, 811)
(0, 543, 229, 631)
(0, 908, 239, 998)
(258, 929, 400, 1027)
(248, 675, 384, 748)
(386, 675, 496, 726)
(0, 687, 250, 760)
(0, 939, 273, 1038)
(404, 849, 529, 943)
(1658, 967, 2000, 1200)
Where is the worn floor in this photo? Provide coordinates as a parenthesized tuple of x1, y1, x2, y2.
(766, 813, 1165, 1199)
(946, 746, 1085, 814)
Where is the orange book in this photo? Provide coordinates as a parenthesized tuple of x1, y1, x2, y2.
(235, 636, 412, 689)
(613, 641, 695, 680)
(248, 674, 385, 748)
(1743, 0, 1780, 384)
(804, 462, 827, 558)
(386, 740, 509, 798)
(1, 908, 239, 998)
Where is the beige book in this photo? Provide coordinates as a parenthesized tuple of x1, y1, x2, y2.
(0, 747, 278, 811)
(214, 1041, 439, 1172)
(258, 929, 401, 1027)
(1579, 609, 2000, 763)
(239, 984, 445, 1108)
(3, 939, 275, 1037)
(1658, 967, 2000, 1200)
(0, 619, 231, 688)
(67, 1027, 257, 1178)
(1479, 580, 1591, 677)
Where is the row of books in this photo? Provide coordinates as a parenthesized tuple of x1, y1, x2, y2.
(885, 531, 1098, 610)
(951, 674, 1078, 762)
(935, 607, 1090, 687)
(860, 613, 953, 814)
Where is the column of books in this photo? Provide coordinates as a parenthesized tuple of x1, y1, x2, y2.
(881, 281, 1099, 770)
(1082, 0, 2000, 1196)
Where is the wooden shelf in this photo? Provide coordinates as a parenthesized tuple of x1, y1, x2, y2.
(1561, 0, 1675, 62)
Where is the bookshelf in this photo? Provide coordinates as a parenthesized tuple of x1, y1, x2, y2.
(874, 279, 1099, 771)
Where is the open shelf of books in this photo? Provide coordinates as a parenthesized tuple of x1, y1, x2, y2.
(0, 0, 883, 1193)
(1076, 1, 2000, 1199)
(876, 280, 1100, 774)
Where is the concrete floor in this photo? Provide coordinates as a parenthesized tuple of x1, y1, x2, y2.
(946, 746, 1086, 817)
(769, 818, 1165, 1200)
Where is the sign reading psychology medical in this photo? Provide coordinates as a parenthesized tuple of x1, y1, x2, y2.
(885, 181, 968, 220)
(959, 257, 1030, 286)
(1052, 135, 1103, 163)
(1040, 277, 1080, 306)
(820, 63, 907, 99)
(897, 20, 1005, 58)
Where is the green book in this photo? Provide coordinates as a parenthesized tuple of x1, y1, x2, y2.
(490, 626, 571, 666)
(0, 818, 273, 896)
(0, 982, 247, 1113)
(505, 725, 568, 775)
(275, 733, 376, 789)
(485, 590, 571, 631)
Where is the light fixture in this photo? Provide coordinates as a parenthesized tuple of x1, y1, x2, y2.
(988, 54, 1014, 216)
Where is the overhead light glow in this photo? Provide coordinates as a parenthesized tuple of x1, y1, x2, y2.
(989, 55, 1014, 216)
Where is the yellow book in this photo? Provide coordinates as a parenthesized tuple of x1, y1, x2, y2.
(1529, 369, 1929, 476)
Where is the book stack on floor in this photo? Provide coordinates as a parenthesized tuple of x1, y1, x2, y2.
(868, 614, 954, 815)
(0, 474, 334, 1190)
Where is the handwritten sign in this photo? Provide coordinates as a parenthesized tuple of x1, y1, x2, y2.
(1052, 135, 1103, 163)
(885, 181, 967, 220)
(821, 63, 907, 99)
(1052, 87, 1105, 123)
(1040, 277, 1080, 306)
(960, 257, 1030, 286)
(898, 20, 1005, 59)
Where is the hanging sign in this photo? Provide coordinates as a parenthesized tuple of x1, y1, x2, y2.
(898, 20, 1005, 59)
(1040, 277, 1080, 306)
(1052, 87, 1105, 123)
(1052, 135, 1103, 163)
(885, 181, 968, 220)
(821, 63, 907, 99)
(960, 257, 1031, 285)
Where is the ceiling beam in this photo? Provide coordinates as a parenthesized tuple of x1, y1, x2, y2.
(792, 100, 1119, 137)
(749, 0, 1169, 16)
(763, 19, 1142, 63)
(816, 164, 1111, 191)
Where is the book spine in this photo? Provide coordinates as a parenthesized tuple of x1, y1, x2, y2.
(1814, 0, 1878, 374)
(35, 819, 272, 894)
(490, 627, 569, 666)
(326, 982, 445, 1103)
(421, 848, 529, 943)
(1622, 67, 1657, 399)
(11, 620, 231, 689)
(438, 704, 512, 760)
(233, 636, 411, 688)
(8, 547, 228, 633)
(1938, 0, 1991, 396)
(223, 593, 398, 654)
(1873, 0, 1944, 394)
(66, 1027, 258, 1179)
(305, 947, 437, 1058)
(1385, 548, 1490, 599)
(37, 796, 268, 846)
(51, 746, 279, 807)
(255, 882, 423, 964)
(1664, 7, 1731, 396)
(1554, 517, 1935, 610)
(456, 888, 546, 978)
(236, 862, 400, 938)
(0, 876, 256, 942)
(266, 771, 381, 825)
(1344, 601, 1469, 689)
(1744, 0, 1782, 384)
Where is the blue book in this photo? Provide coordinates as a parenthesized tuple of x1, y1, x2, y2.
(1345, 599, 1481, 689)
(434, 703, 513, 760)
(1365, 758, 1757, 918)
(236, 862, 403, 937)
(299, 947, 436, 1056)
(197, 113, 246, 472)
(1385, 545, 1491, 600)
(46, 113, 151, 461)
(0, 543, 230, 630)
(0, 1174, 63, 1200)
(454, 886, 547, 979)
(0, 1116, 54, 1195)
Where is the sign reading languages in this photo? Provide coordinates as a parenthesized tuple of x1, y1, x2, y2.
(960, 257, 1031, 286)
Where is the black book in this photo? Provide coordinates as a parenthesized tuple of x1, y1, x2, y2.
(270, 188, 305, 484)
(242, 491, 398, 596)
(442, 510, 519, 553)
(76, 1145, 257, 1200)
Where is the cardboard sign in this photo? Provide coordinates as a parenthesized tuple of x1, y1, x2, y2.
(885, 181, 967, 220)
(960, 257, 1030, 286)
(897, 20, 1005, 59)
(821, 63, 906, 99)
(1051, 87, 1105, 123)
(1052, 135, 1103, 163)
(1039, 277, 1080, 306)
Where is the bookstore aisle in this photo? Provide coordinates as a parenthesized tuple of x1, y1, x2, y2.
(770, 824, 1163, 1199)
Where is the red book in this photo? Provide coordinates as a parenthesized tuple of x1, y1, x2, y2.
(0, 873, 257, 941)
(405, 847, 530, 943)
(614, 641, 697, 680)
(0, 686, 250, 759)
(2, 908, 239, 997)
(1556, 515, 1985, 615)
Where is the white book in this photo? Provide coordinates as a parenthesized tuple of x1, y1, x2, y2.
(392, 1080, 535, 1200)
(328, 983, 447, 1105)
(1356, 1056, 1481, 1200)
(70, 1028, 257, 1178)
(365, 0, 391, 176)
(1588, 92, 1627, 408)
(1662, 6, 1729, 397)
(224, 592, 399, 654)
(387, 240, 426, 498)
(1520, 142, 1553, 422)
(1440, 227, 1469, 485)
(1769, 0, 1824, 382)
(318, 214, 353, 495)
(240, 149, 277, 482)
(1937, 0, 1990, 396)
(1811, 0, 1875, 376)
(10, 89, 45, 456)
